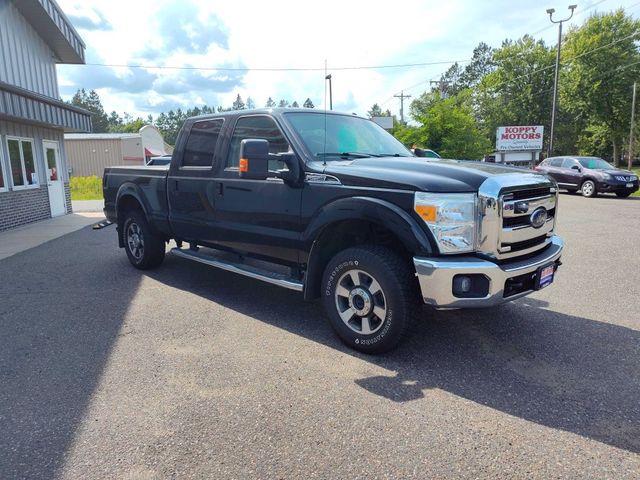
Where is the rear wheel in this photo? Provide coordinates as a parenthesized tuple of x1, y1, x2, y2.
(581, 180, 597, 198)
(321, 245, 417, 354)
(122, 210, 165, 269)
(616, 191, 632, 198)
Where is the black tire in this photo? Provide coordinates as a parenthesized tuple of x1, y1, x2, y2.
(122, 210, 165, 269)
(321, 245, 418, 354)
(581, 179, 597, 198)
(616, 191, 632, 198)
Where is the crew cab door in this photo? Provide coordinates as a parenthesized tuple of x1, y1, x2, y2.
(213, 114, 303, 264)
(167, 118, 226, 242)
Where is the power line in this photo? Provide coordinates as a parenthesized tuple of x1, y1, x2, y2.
(82, 59, 470, 73)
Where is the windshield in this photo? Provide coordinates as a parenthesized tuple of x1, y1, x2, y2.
(577, 157, 612, 169)
(285, 112, 411, 159)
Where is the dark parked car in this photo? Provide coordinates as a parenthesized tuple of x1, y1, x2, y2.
(536, 156, 639, 198)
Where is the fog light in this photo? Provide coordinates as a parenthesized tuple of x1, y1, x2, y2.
(453, 275, 472, 295)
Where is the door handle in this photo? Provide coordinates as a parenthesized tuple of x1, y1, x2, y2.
(217, 182, 224, 196)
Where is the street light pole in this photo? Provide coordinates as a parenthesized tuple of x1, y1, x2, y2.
(325, 74, 332, 110)
(547, 4, 577, 157)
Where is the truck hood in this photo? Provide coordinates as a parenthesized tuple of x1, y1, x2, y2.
(312, 157, 549, 192)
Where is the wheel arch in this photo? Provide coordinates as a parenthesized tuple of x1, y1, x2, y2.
(115, 183, 150, 248)
(302, 196, 433, 301)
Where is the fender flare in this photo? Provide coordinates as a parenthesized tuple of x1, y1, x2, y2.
(303, 196, 435, 300)
(114, 183, 152, 247)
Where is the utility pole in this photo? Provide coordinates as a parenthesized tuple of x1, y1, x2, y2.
(629, 81, 636, 170)
(430, 80, 450, 98)
(394, 91, 412, 123)
(546, 4, 577, 157)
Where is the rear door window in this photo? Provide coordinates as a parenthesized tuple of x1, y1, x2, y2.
(182, 119, 224, 167)
(561, 158, 576, 168)
(549, 158, 563, 167)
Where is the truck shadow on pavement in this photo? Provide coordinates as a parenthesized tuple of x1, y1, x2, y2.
(0, 227, 142, 480)
(152, 256, 640, 454)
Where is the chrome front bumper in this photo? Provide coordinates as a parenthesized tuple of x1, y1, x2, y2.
(413, 236, 564, 308)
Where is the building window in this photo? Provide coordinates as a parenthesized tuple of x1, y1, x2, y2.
(7, 138, 39, 188)
(0, 138, 7, 192)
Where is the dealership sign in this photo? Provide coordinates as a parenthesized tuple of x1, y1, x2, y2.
(496, 125, 544, 151)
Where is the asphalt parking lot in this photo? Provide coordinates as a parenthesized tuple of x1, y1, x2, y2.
(1, 194, 639, 479)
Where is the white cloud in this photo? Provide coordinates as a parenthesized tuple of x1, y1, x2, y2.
(56, 0, 640, 119)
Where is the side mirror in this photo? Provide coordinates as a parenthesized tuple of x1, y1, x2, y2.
(239, 139, 270, 180)
(571, 165, 581, 171)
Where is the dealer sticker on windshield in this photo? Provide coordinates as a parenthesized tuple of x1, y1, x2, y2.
(536, 264, 555, 290)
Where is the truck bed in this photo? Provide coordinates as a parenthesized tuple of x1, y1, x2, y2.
(103, 166, 170, 232)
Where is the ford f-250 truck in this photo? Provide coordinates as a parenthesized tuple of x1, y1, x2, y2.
(103, 109, 563, 353)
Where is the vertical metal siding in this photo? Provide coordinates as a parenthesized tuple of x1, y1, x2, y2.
(0, 0, 60, 98)
(65, 139, 125, 177)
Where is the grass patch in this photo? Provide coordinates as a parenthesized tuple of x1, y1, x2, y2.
(70, 176, 103, 200)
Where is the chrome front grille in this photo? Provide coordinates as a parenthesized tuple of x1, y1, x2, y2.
(478, 174, 558, 260)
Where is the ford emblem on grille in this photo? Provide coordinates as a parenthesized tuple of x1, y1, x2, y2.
(529, 207, 547, 229)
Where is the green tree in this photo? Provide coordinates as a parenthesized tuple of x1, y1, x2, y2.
(246, 97, 256, 109)
(291, 101, 300, 108)
(107, 111, 122, 131)
(367, 103, 382, 118)
(303, 98, 315, 108)
(232, 94, 245, 110)
(562, 10, 640, 164)
(459, 42, 495, 89)
(70, 89, 109, 132)
(399, 90, 491, 159)
(265, 97, 276, 108)
(278, 99, 290, 108)
(474, 36, 555, 151)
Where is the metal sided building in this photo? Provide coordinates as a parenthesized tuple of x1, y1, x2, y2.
(0, 0, 91, 231)
(64, 126, 173, 177)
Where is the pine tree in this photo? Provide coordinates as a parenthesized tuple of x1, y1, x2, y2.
(265, 97, 276, 108)
(71, 88, 109, 132)
(278, 99, 289, 108)
(246, 97, 256, 109)
(232, 94, 245, 110)
(291, 101, 300, 108)
(303, 98, 315, 108)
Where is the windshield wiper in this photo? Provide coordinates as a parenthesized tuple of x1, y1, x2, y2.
(375, 153, 412, 157)
(316, 152, 372, 159)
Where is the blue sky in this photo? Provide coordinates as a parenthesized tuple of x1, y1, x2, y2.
(56, 0, 640, 119)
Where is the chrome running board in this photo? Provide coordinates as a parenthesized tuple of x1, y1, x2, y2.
(170, 247, 304, 292)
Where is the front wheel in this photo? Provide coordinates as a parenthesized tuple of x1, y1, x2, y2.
(581, 180, 597, 198)
(321, 246, 418, 354)
(122, 210, 166, 269)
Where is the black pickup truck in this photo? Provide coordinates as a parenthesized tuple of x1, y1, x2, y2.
(104, 109, 564, 353)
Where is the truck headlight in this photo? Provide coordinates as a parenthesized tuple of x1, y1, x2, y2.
(414, 192, 478, 254)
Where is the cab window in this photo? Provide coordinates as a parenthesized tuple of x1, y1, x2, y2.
(182, 119, 224, 167)
(561, 158, 576, 168)
(226, 116, 290, 170)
